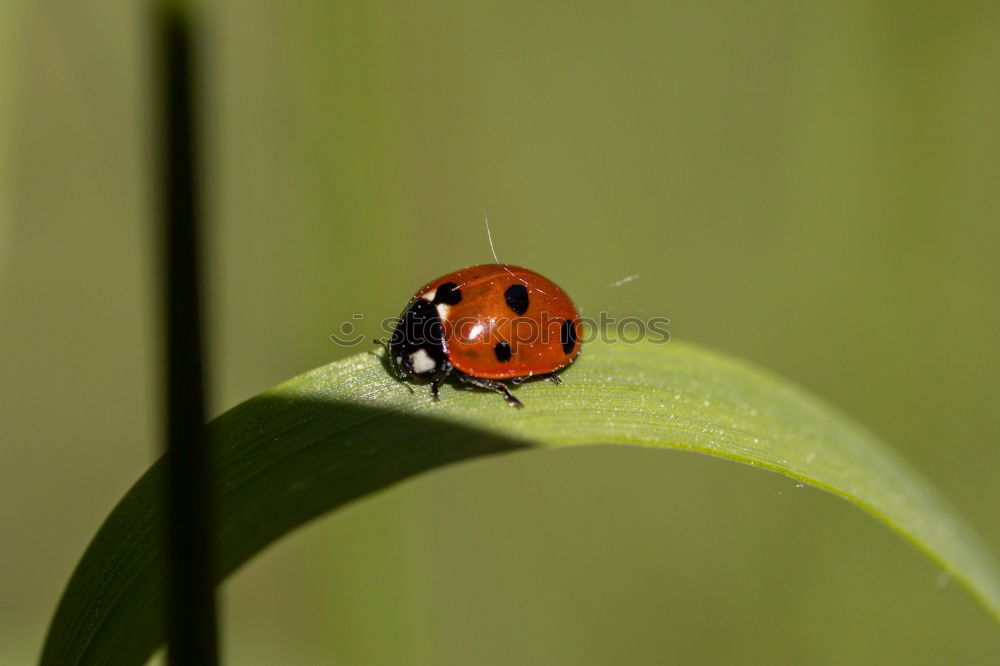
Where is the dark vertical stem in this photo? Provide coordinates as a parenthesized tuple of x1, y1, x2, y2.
(156, 2, 220, 665)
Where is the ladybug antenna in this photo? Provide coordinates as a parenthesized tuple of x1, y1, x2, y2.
(483, 209, 543, 293)
(483, 209, 503, 265)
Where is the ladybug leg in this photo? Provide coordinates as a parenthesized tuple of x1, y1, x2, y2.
(429, 361, 453, 402)
(458, 374, 524, 408)
(548, 374, 563, 384)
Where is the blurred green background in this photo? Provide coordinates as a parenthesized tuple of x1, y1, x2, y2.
(3, 1, 999, 664)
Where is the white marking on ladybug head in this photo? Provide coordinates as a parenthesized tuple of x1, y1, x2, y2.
(410, 348, 436, 374)
(394, 355, 403, 368)
(435, 303, 451, 319)
(422, 289, 437, 302)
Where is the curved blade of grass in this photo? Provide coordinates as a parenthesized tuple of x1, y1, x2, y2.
(41, 340, 1000, 665)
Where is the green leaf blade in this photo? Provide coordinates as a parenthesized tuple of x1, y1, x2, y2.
(41, 340, 1000, 665)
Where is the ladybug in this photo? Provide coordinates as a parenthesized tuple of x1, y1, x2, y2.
(377, 264, 581, 407)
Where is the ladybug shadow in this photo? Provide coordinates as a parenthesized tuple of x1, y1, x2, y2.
(441, 371, 564, 410)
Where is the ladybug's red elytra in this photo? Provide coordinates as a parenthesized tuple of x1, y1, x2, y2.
(376, 264, 581, 407)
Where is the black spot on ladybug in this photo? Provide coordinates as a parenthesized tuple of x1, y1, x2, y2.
(433, 282, 462, 305)
(561, 319, 578, 355)
(494, 341, 512, 362)
(503, 284, 530, 315)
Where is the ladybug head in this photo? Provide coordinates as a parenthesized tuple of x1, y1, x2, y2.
(385, 298, 448, 380)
